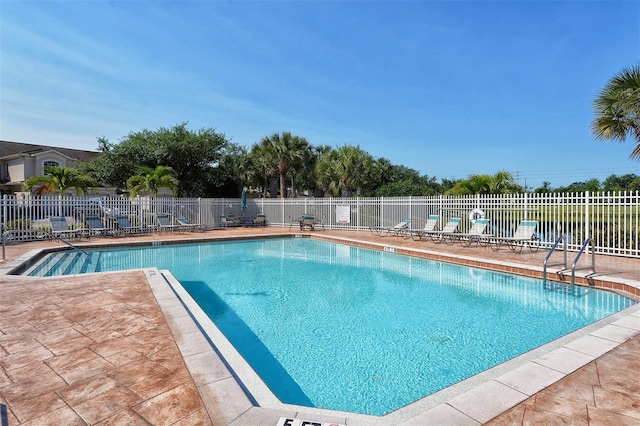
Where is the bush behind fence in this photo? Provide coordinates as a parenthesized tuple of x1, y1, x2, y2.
(2, 191, 638, 258)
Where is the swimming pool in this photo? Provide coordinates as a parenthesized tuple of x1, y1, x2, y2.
(28, 238, 635, 415)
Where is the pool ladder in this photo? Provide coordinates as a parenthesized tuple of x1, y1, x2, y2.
(543, 236, 595, 293)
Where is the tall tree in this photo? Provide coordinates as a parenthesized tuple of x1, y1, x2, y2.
(211, 144, 249, 197)
(248, 139, 279, 197)
(315, 145, 375, 197)
(79, 123, 229, 196)
(258, 132, 311, 198)
(23, 166, 97, 197)
(603, 173, 640, 191)
(592, 64, 640, 159)
(534, 181, 553, 194)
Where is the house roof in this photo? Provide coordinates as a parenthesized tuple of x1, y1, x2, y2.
(0, 141, 99, 163)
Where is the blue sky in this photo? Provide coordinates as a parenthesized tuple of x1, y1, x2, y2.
(1, 0, 639, 189)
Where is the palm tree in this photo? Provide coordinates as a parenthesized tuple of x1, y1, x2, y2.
(127, 165, 179, 197)
(592, 64, 640, 159)
(259, 132, 310, 198)
(446, 171, 521, 195)
(489, 170, 519, 193)
(248, 140, 279, 197)
(23, 166, 97, 197)
(447, 174, 493, 195)
(315, 145, 375, 197)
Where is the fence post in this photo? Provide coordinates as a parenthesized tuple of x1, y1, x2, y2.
(585, 191, 590, 241)
(409, 196, 412, 222)
(325, 197, 334, 230)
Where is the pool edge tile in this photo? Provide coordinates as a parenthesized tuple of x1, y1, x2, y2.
(494, 362, 566, 396)
(447, 380, 528, 424)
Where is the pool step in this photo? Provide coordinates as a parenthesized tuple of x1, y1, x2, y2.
(29, 251, 100, 277)
(543, 281, 588, 297)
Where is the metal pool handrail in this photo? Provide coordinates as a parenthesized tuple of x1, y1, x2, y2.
(44, 231, 92, 263)
(571, 237, 595, 288)
(543, 235, 567, 288)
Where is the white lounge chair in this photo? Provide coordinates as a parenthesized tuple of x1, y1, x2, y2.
(299, 215, 316, 230)
(313, 214, 326, 230)
(157, 214, 182, 233)
(252, 213, 267, 227)
(176, 217, 206, 232)
(488, 220, 539, 252)
(408, 215, 439, 240)
(421, 217, 461, 244)
(221, 214, 242, 227)
(369, 219, 411, 237)
(456, 218, 491, 247)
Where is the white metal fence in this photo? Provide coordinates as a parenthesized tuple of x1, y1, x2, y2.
(2, 191, 639, 258)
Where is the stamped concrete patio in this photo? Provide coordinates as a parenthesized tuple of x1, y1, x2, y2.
(0, 227, 638, 425)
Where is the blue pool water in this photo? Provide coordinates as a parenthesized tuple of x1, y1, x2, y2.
(30, 238, 635, 415)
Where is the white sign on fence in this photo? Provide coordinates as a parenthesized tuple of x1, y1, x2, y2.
(336, 205, 350, 224)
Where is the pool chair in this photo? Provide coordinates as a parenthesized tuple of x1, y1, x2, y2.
(299, 215, 316, 230)
(176, 217, 206, 232)
(220, 215, 240, 228)
(115, 215, 147, 236)
(157, 214, 182, 233)
(456, 218, 491, 247)
(488, 220, 540, 253)
(313, 214, 326, 230)
(288, 215, 302, 230)
(252, 213, 267, 227)
(85, 215, 112, 238)
(407, 215, 439, 240)
(369, 219, 411, 237)
(49, 216, 84, 241)
(228, 214, 245, 226)
(420, 217, 462, 244)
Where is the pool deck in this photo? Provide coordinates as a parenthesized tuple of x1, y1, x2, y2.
(0, 227, 638, 425)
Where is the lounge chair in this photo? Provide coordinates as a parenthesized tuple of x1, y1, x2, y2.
(176, 217, 206, 232)
(488, 220, 539, 252)
(288, 215, 316, 230)
(157, 214, 182, 233)
(420, 217, 461, 244)
(313, 214, 326, 230)
(288, 215, 301, 230)
(220, 215, 240, 228)
(49, 217, 83, 241)
(252, 213, 266, 227)
(85, 215, 112, 238)
(115, 215, 147, 236)
(299, 215, 316, 230)
(407, 215, 439, 240)
(369, 219, 411, 237)
(456, 218, 490, 247)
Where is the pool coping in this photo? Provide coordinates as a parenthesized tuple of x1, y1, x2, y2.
(2, 233, 640, 425)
